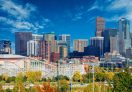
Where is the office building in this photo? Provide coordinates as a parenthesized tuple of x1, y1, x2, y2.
(43, 32, 56, 41)
(50, 40, 58, 53)
(15, 32, 32, 56)
(73, 39, 88, 52)
(50, 52, 60, 62)
(59, 46, 68, 59)
(90, 37, 104, 57)
(27, 40, 39, 56)
(96, 17, 105, 37)
(103, 28, 118, 53)
(43, 32, 58, 53)
(118, 18, 131, 55)
(57, 40, 68, 58)
(126, 48, 132, 59)
(39, 40, 51, 62)
(110, 36, 119, 53)
(32, 34, 43, 41)
(0, 40, 11, 54)
(59, 34, 70, 54)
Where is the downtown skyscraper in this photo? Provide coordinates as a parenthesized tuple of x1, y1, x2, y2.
(96, 17, 105, 37)
(59, 34, 70, 54)
(118, 18, 131, 55)
(73, 39, 88, 52)
(90, 37, 104, 57)
(15, 32, 32, 56)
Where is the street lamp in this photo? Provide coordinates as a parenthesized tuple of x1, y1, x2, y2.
(57, 60, 60, 92)
(69, 61, 74, 92)
(92, 63, 95, 92)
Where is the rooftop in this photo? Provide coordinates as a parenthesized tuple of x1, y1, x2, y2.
(0, 54, 26, 59)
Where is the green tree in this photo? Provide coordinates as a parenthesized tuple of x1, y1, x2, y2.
(13, 82, 26, 92)
(60, 79, 69, 92)
(95, 72, 105, 82)
(5, 88, 12, 92)
(16, 72, 24, 83)
(113, 72, 132, 92)
(82, 73, 93, 83)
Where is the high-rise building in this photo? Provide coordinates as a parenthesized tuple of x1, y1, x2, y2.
(15, 32, 32, 56)
(96, 17, 105, 37)
(0, 40, 11, 54)
(59, 46, 68, 59)
(126, 48, 132, 59)
(39, 40, 51, 62)
(118, 18, 131, 55)
(27, 40, 39, 56)
(43, 32, 58, 53)
(103, 28, 118, 53)
(130, 32, 132, 47)
(110, 36, 119, 53)
(57, 40, 68, 58)
(43, 32, 56, 41)
(90, 37, 104, 57)
(32, 34, 43, 41)
(73, 39, 88, 52)
(59, 34, 70, 54)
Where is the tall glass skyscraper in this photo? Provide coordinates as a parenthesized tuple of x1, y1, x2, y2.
(103, 28, 118, 53)
(90, 37, 104, 57)
(118, 18, 131, 55)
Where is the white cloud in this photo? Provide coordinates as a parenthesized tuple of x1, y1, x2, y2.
(0, 0, 50, 33)
(1, 0, 36, 19)
(87, 1, 99, 12)
(108, 0, 132, 19)
(108, 0, 132, 10)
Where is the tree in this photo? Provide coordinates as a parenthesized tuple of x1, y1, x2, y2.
(13, 82, 26, 92)
(2, 73, 8, 82)
(113, 72, 132, 92)
(5, 88, 12, 92)
(54, 75, 69, 81)
(105, 72, 114, 81)
(36, 81, 57, 92)
(82, 73, 93, 83)
(84, 83, 112, 92)
(0, 84, 4, 92)
(60, 79, 69, 92)
(95, 72, 105, 82)
(16, 72, 24, 83)
(72, 71, 83, 82)
(26, 71, 42, 83)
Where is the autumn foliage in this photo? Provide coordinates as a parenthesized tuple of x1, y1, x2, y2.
(36, 81, 57, 92)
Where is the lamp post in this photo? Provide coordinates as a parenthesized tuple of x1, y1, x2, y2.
(69, 62, 73, 92)
(57, 61, 60, 92)
(92, 63, 95, 92)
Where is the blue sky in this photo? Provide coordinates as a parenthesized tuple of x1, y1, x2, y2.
(0, 0, 132, 52)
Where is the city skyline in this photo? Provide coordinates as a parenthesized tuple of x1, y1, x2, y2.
(0, 0, 132, 53)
